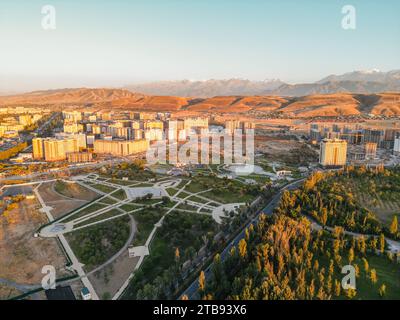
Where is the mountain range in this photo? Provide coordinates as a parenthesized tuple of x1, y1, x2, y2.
(125, 70, 400, 97)
(1, 88, 400, 118)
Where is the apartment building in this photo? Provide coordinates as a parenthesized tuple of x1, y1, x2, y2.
(93, 139, 149, 156)
(319, 138, 348, 167)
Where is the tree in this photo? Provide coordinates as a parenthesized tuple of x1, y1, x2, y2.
(345, 288, 357, 299)
(370, 269, 378, 284)
(198, 271, 206, 293)
(238, 239, 247, 259)
(348, 248, 354, 264)
(334, 280, 341, 297)
(390, 215, 398, 235)
(379, 234, 385, 254)
(362, 258, 369, 273)
(175, 247, 180, 262)
(378, 284, 386, 297)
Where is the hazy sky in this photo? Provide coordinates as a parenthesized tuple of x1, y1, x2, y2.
(0, 0, 399, 92)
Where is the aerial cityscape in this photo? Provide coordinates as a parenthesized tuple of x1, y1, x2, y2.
(0, 0, 400, 305)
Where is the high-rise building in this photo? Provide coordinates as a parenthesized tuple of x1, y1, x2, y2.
(94, 139, 149, 156)
(64, 122, 84, 134)
(394, 133, 400, 155)
(33, 137, 79, 161)
(363, 129, 384, 145)
(365, 142, 377, 160)
(67, 152, 93, 163)
(32, 138, 45, 159)
(44, 138, 79, 161)
(319, 139, 347, 167)
(55, 133, 87, 150)
(19, 114, 32, 126)
(63, 111, 82, 122)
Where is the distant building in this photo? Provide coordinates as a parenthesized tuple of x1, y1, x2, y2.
(394, 132, 400, 155)
(18, 114, 32, 126)
(55, 132, 87, 150)
(67, 152, 93, 163)
(32, 137, 45, 160)
(94, 139, 149, 156)
(365, 142, 377, 160)
(319, 138, 347, 167)
(63, 111, 82, 122)
(225, 120, 255, 135)
(64, 122, 84, 134)
(363, 129, 384, 146)
(33, 137, 79, 161)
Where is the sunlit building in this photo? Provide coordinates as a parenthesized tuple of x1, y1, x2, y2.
(319, 138, 347, 167)
(33, 137, 79, 161)
(94, 139, 149, 156)
(365, 142, 377, 160)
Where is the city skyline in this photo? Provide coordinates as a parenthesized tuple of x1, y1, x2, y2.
(0, 0, 400, 92)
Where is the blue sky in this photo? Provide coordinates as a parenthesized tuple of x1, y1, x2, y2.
(0, 0, 399, 92)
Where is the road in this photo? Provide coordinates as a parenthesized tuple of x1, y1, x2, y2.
(179, 178, 304, 300)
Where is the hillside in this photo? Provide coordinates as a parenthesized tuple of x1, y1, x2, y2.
(267, 81, 400, 97)
(0, 88, 146, 105)
(124, 79, 285, 97)
(122, 71, 400, 97)
(0, 88, 399, 118)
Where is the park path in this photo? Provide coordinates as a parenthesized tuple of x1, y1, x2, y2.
(34, 183, 100, 300)
(307, 217, 400, 254)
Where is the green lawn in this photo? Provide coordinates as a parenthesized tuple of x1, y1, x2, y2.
(66, 215, 131, 270)
(166, 188, 178, 197)
(120, 203, 140, 212)
(131, 209, 166, 246)
(353, 255, 400, 300)
(63, 202, 107, 222)
(73, 209, 124, 228)
(112, 189, 127, 200)
(99, 196, 118, 205)
(90, 184, 117, 194)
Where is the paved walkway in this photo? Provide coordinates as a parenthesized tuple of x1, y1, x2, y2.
(34, 183, 100, 300)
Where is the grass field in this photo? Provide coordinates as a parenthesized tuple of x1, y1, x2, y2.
(66, 215, 131, 270)
(332, 174, 400, 227)
(112, 189, 127, 200)
(63, 202, 107, 223)
(354, 255, 400, 300)
(91, 184, 117, 194)
(73, 209, 124, 228)
(131, 209, 166, 246)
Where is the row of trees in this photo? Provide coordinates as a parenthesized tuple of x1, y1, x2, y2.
(197, 213, 397, 300)
(281, 168, 400, 240)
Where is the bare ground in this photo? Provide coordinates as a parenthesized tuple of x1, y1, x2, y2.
(38, 181, 99, 219)
(89, 252, 140, 299)
(0, 198, 69, 287)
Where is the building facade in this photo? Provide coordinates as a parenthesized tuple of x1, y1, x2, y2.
(319, 139, 347, 167)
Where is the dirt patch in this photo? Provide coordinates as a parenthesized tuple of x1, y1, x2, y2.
(38, 181, 98, 219)
(89, 252, 139, 299)
(0, 284, 22, 300)
(54, 181, 99, 201)
(0, 198, 69, 286)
